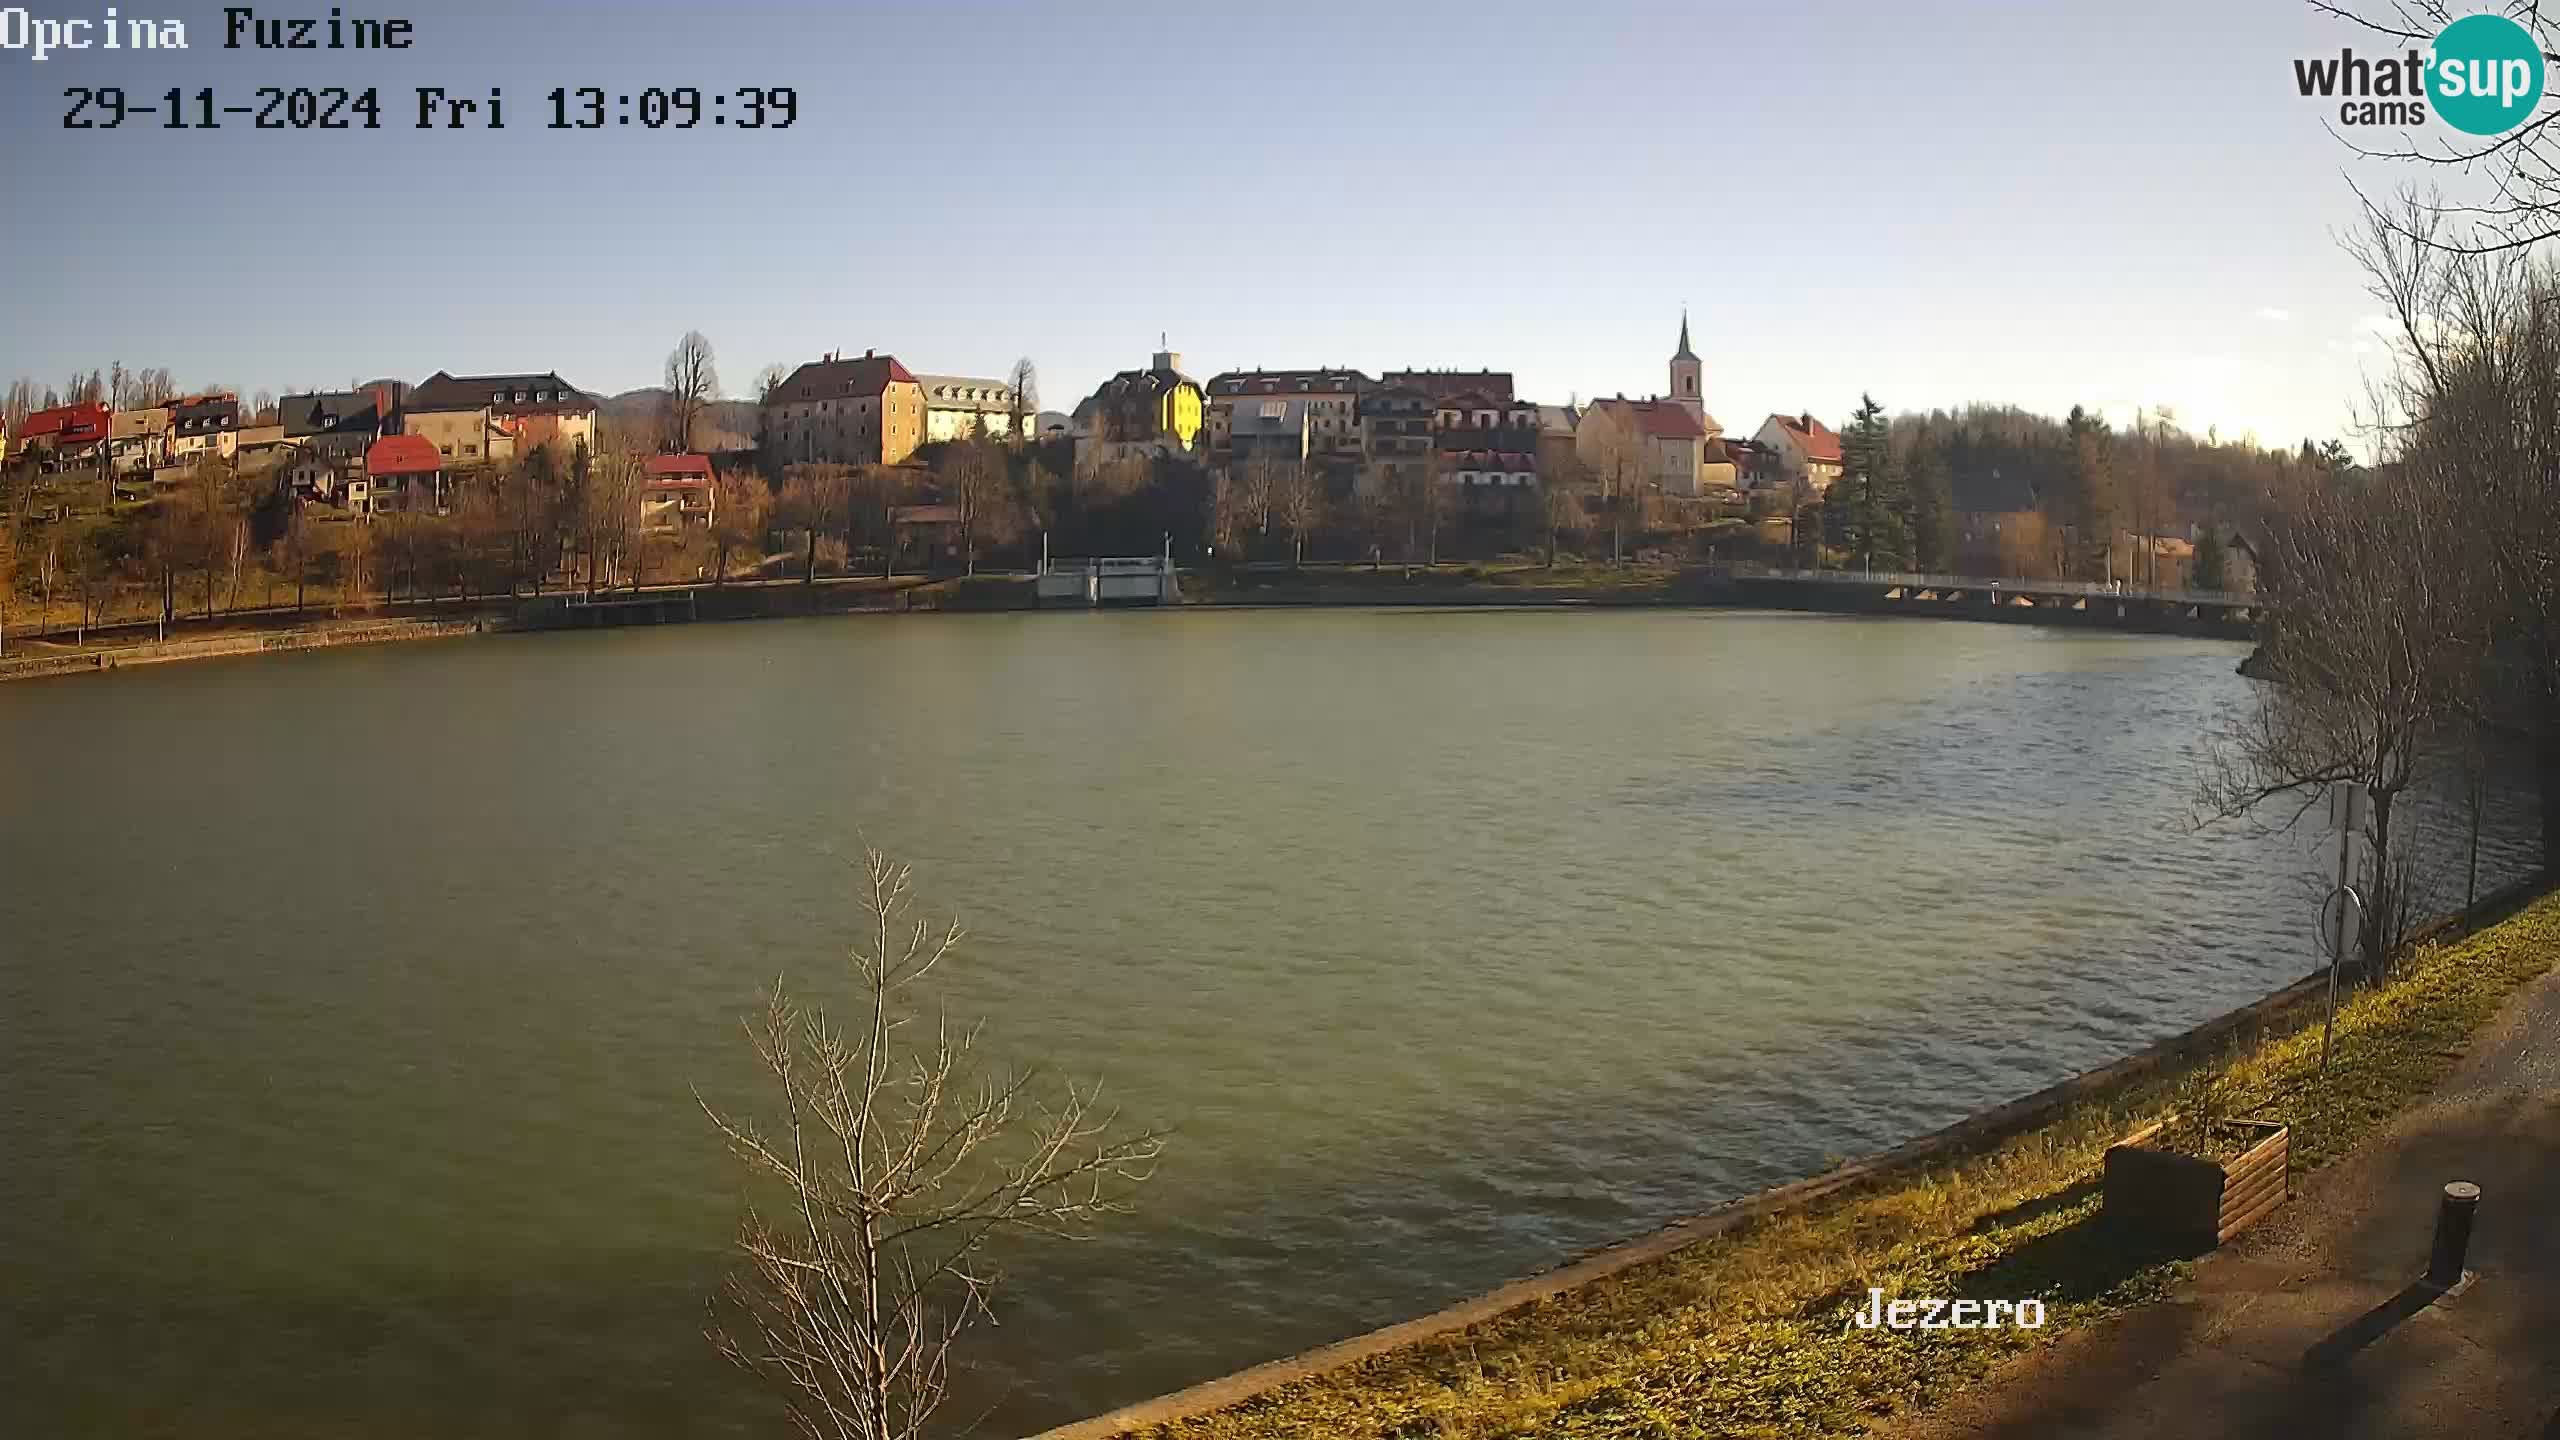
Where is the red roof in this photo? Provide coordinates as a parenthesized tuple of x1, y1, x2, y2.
(1595, 397, 1704, 441)
(1771, 413, 1841, 463)
(644, 453, 714, 485)
(365, 434, 443, 476)
(20, 403, 111, 445)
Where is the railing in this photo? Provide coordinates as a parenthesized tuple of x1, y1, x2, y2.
(1721, 564, 2254, 607)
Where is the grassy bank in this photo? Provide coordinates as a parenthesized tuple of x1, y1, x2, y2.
(1135, 894, 2560, 1440)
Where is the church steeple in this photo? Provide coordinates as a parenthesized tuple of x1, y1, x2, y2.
(1669, 307, 1703, 419)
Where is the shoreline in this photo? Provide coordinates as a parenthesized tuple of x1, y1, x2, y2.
(0, 568, 2251, 685)
(1031, 876, 2552, 1439)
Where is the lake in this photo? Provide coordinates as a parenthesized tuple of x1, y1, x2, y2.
(0, 609, 2537, 1436)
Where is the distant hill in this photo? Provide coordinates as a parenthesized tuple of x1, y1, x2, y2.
(596, 388, 760, 451)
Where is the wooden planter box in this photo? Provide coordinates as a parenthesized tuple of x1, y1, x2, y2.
(2103, 1118, 2290, 1249)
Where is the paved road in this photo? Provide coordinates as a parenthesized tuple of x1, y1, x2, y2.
(1885, 965, 2560, 1440)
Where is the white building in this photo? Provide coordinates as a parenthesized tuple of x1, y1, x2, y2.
(915, 374, 1030, 445)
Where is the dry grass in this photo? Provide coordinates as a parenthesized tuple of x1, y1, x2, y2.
(1138, 892, 2560, 1439)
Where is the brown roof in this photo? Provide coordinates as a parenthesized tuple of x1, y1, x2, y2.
(772, 353, 918, 402)
(645, 453, 714, 484)
(1593, 397, 1704, 441)
(1769, 413, 1841, 463)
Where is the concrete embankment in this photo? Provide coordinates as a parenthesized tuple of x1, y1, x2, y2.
(0, 617, 495, 683)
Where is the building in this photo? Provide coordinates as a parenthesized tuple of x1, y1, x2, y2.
(1204, 369, 1371, 455)
(1577, 396, 1710, 496)
(1445, 447, 1538, 490)
(108, 407, 169, 474)
(641, 453, 717, 531)
(167, 395, 240, 463)
(235, 423, 289, 470)
(914, 374, 1029, 445)
(281, 389, 389, 448)
(1754, 412, 1843, 493)
(1074, 347, 1204, 470)
(280, 444, 360, 505)
(1357, 382, 1435, 497)
(351, 434, 446, 516)
(403, 371, 596, 467)
(762, 350, 927, 468)
(1227, 397, 1312, 469)
(15, 403, 111, 470)
(1720, 437, 1780, 490)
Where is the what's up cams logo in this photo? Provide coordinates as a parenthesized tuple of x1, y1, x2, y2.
(2295, 11, 2547, 134)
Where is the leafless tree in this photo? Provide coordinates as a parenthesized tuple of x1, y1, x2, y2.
(2198, 432, 2484, 975)
(941, 438, 1016, 576)
(699, 850, 1162, 1440)
(753, 363, 792, 406)
(780, 464, 854, 586)
(1535, 451, 1592, 568)
(666, 331, 722, 454)
(1273, 459, 1322, 568)
(711, 469, 772, 584)
(1007, 358, 1037, 445)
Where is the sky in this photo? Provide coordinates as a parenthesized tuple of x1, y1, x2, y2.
(0, 0, 2461, 449)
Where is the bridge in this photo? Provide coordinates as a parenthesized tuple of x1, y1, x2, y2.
(1702, 566, 2259, 638)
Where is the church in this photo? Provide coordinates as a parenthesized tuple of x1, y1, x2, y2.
(1574, 312, 1732, 497)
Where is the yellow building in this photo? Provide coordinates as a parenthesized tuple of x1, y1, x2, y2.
(1073, 347, 1204, 470)
(761, 350, 927, 468)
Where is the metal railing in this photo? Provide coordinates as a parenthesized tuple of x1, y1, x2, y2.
(1721, 564, 2254, 607)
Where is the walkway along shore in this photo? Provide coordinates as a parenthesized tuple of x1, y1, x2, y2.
(0, 565, 2254, 685)
(1030, 879, 2556, 1439)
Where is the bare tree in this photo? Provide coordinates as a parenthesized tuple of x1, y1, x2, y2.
(940, 437, 1015, 576)
(752, 363, 792, 406)
(665, 330, 721, 454)
(699, 851, 1161, 1440)
(711, 469, 772, 584)
(2199, 440, 2483, 974)
(1535, 451, 1592, 568)
(1273, 459, 1322, 568)
(1007, 358, 1037, 445)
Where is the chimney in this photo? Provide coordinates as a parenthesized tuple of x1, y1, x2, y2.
(864, 348, 875, 359)
(1799, 412, 1812, 429)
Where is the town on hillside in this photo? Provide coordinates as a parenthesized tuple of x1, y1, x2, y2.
(0, 314, 2288, 616)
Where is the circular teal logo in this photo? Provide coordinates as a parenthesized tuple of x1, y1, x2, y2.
(2429, 14, 2546, 135)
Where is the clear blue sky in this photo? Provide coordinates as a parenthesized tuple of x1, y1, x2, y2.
(0, 0, 2429, 447)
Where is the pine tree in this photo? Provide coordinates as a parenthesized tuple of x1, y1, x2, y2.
(1905, 424, 1955, 572)
(2192, 527, 2227, 591)
(1839, 394, 1908, 572)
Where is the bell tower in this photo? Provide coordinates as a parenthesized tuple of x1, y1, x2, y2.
(1669, 309, 1704, 423)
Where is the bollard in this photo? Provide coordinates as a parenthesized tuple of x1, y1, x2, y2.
(2426, 1181, 2480, 1290)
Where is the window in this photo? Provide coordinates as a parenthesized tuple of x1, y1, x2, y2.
(439, 445, 453, 457)
(463, 444, 478, 457)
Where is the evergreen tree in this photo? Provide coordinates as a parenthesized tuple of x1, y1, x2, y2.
(2061, 405, 2122, 581)
(1905, 423, 1955, 571)
(1837, 394, 1908, 572)
(2192, 527, 2228, 591)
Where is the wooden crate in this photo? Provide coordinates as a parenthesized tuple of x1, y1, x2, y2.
(2103, 1118, 2289, 1248)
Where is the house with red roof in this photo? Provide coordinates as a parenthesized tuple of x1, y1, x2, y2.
(14, 402, 112, 467)
(641, 453, 717, 532)
(1577, 395, 1713, 497)
(1753, 412, 1844, 494)
(761, 350, 926, 468)
(349, 433, 447, 517)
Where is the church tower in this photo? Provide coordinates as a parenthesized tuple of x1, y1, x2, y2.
(1669, 309, 1704, 423)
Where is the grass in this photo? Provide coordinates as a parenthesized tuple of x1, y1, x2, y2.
(1139, 892, 2560, 1440)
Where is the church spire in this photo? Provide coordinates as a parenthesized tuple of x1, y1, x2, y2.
(1674, 308, 1697, 361)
